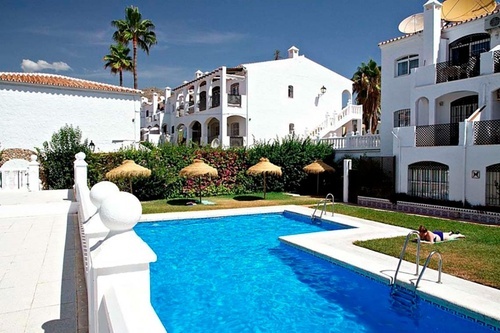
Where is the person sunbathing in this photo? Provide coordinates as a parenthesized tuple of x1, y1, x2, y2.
(418, 225, 465, 243)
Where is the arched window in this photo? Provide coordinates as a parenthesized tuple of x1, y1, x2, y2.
(211, 87, 220, 108)
(396, 55, 419, 76)
(288, 85, 294, 98)
(230, 83, 239, 95)
(394, 109, 411, 127)
(486, 163, 500, 206)
(408, 162, 449, 200)
(199, 91, 207, 111)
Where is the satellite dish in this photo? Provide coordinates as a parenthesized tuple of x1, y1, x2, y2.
(441, 0, 496, 22)
(399, 13, 424, 33)
(210, 138, 220, 148)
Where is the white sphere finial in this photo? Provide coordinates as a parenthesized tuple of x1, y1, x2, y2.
(90, 181, 120, 208)
(75, 152, 86, 160)
(99, 191, 142, 231)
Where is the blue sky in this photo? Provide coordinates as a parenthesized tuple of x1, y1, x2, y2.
(0, 0, 424, 89)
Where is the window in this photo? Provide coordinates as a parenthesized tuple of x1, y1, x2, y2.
(211, 87, 221, 108)
(393, 109, 411, 127)
(199, 91, 207, 111)
(408, 162, 449, 200)
(396, 55, 419, 76)
(486, 163, 500, 206)
(230, 83, 239, 95)
(288, 85, 294, 98)
(230, 123, 240, 136)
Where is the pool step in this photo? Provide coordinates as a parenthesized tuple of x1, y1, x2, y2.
(390, 285, 418, 314)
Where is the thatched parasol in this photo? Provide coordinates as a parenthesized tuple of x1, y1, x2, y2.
(303, 160, 335, 194)
(179, 159, 218, 203)
(247, 157, 282, 199)
(106, 160, 151, 193)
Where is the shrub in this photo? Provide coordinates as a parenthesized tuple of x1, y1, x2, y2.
(36, 124, 91, 189)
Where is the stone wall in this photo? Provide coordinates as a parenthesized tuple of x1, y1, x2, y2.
(0, 148, 36, 168)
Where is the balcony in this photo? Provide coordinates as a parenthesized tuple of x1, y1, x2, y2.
(227, 94, 241, 107)
(473, 119, 500, 145)
(436, 56, 479, 83)
(416, 123, 459, 146)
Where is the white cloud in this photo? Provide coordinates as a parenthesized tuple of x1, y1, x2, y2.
(21, 59, 72, 72)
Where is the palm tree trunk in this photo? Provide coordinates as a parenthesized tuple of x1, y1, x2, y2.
(133, 37, 138, 89)
(119, 70, 123, 86)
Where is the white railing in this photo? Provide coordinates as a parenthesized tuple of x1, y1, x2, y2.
(321, 133, 381, 150)
(307, 104, 363, 138)
(74, 153, 166, 333)
(0, 155, 41, 191)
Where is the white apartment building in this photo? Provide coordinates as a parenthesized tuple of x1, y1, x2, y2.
(159, 46, 362, 148)
(379, 0, 500, 206)
(140, 92, 166, 144)
(0, 73, 142, 152)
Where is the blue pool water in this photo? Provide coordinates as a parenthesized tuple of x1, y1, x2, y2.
(135, 212, 495, 333)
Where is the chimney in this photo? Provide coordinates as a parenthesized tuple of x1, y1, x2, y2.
(288, 46, 299, 59)
(423, 0, 442, 66)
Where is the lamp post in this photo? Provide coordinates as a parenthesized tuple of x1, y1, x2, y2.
(89, 140, 95, 152)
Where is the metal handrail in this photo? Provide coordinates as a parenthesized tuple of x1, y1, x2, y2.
(392, 231, 421, 285)
(311, 193, 335, 221)
(325, 193, 334, 216)
(415, 250, 442, 289)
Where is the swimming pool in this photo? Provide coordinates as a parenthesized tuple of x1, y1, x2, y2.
(135, 212, 495, 332)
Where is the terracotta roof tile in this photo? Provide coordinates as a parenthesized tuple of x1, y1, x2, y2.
(0, 72, 142, 94)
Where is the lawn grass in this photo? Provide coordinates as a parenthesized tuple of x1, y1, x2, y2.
(141, 194, 500, 289)
(335, 204, 500, 289)
(141, 192, 321, 214)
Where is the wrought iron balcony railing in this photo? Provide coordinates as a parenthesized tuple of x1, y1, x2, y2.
(473, 119, 500, 145)
(436, 56, 479, 83)
(416, 123, 459, 146)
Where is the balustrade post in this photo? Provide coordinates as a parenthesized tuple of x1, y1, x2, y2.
(89, 190, 164, 332)
(343, 159, 352, 203)
(27, 154, 40, 192)
(74, 152, 88, 187)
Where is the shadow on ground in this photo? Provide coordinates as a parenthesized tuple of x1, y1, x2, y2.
(167, 198, 199, 206)
(233, 195, 264, 201)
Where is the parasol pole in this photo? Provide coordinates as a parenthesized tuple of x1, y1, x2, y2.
(316, 174, 320, 195)
(199, 176, 202, 204)
(263, 172, 267, 199)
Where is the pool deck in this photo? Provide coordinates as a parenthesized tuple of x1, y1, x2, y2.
(0, 190, 86, 333)
(1, 192, 499, 332)
(142, 205, 500, 330)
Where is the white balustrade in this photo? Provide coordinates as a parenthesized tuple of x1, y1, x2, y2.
(74, 154, 166, 333)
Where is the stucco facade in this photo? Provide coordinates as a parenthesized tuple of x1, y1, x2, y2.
(159, 46, 359, 148)
(379, 0, 500, 206)
(0, 73, 142, 152)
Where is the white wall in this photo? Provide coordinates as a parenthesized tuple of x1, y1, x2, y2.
(244, 56, 353, 143)
(0, 83, 141, 152)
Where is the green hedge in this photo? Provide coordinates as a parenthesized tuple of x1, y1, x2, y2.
(38, 130, 336, 201)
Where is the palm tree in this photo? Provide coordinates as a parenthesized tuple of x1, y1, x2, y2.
(273, 50, 281, 60)
(103, 43, 133, 86)
(111, 6, 157, 89)
(352, 59, 381, 134)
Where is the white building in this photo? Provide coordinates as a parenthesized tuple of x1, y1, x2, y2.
(379, 0, 500, 206)
(0, 73, 142, 152)
(140, 92, 166, 144)
(160, 46, 362, 148)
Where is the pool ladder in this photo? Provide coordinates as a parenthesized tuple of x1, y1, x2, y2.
(392, 231, 443, 290)
(311, 193, 334, 221)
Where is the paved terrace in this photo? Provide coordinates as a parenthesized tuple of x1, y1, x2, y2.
(0, 190, 87, 333)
